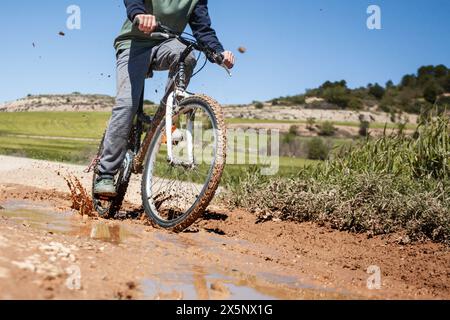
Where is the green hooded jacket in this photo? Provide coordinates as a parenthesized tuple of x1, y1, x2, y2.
(114, 0, 200, 52)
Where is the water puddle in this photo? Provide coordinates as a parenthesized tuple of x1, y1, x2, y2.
(0, 200, 353, 300)
(0, 200, 133, 244)
(141, 266, 350, 300)
(149, 228, 353, 300)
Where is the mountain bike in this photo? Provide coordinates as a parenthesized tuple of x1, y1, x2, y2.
(89, 21, 230, 232)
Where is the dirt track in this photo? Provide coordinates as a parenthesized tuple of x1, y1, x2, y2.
(0, 155, 449, 300)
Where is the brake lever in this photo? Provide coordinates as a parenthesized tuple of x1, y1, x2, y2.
(212, 53, 232, 77)
(220, 64, 232, 77)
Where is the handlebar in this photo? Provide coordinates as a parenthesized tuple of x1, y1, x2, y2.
(132, 17, 231, 76)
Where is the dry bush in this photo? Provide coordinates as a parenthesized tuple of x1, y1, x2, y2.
(227, 115, 450, 244)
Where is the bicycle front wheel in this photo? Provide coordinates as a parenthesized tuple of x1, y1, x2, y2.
(141, 95, 227, 232)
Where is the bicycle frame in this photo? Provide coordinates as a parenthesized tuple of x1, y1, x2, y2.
(132, 47, 196, 173)
(129, 23, 230, 174)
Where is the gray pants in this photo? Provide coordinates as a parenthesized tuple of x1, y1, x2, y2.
(99, 39, 197, 177)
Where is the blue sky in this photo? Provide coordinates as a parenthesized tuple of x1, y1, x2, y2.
(0, 0, 449, 104)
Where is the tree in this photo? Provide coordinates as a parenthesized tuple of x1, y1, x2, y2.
(418, 65, 435, 79)
(434, 65, 448, 78)
(323, 86, 350, 108)
(423, 83, 443, 104)
(444, 75, 450, 92)
(401, 74, 416, 88)
(369, 83, 386, 100)
(386, 80, 394, 89)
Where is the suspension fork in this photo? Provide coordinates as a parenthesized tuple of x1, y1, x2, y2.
(186, 109, 195, 165)
(165, 86, 194, 165)
(133, 44, 197, 172)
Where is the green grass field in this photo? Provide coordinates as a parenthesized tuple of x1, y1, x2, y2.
(0, 135, 98, 163)
(0, 112, 417, 142)
(0, 112, 318, 181)
(0, 112, 110, 139)
(0, 111, 365, 177)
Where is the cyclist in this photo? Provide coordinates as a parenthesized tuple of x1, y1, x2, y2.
(94, 0, 235, 197)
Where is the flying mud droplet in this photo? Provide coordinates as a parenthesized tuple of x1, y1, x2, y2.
(64, 174, 95, 217)
(58, 31, 66, 37)
(238, 47, 246, 54)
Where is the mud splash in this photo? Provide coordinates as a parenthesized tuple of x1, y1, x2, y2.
(63, 174, 95, 217)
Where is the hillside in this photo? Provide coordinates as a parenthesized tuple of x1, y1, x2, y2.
(269, 65, 450, 114)
(0, 93, 418, 127)
(0, 93, 115, 112)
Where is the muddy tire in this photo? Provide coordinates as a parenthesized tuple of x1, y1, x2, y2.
(141, 95, 227, 232)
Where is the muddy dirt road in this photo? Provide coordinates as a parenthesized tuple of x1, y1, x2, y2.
(0, 155, 449, 300)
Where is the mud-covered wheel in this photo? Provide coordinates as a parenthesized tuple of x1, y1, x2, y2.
(141, 95, 227, 232)
(92, 132, 132, 218)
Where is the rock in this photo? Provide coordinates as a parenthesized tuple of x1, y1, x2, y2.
(238, 46, 246, 54)
(210, 281, 229, 295)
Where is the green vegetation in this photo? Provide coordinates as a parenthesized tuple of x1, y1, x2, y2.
(227, 115, 450, 244)
(0, 136, 98, 164)
(270, 65, 450, 115)
(318, 121, 336, 137)
(270, 95, 305, 106)
(359, 117, 370, 137)
(253, 101, 265, 109)
(307, 137, 329, 161)
(0, 112, 109, 139)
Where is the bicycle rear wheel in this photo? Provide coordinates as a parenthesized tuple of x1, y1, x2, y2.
(141, 95, 227, 232)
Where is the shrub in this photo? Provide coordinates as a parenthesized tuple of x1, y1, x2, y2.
(323, 86, 350, 109)
(424, 83, 443, 104)
(289, 125, 299, 136)
(306, 117, 316, 131)
(444, 75, 450, 92)
(359, 120, 370, 137)
(307, 137, 330, 160)
(254, 101, 264, 109)
(348, 98, 363, 110)
(319, 121, 336, 137)
(226, 115, 450, 244)
(369, 83, 386, 100)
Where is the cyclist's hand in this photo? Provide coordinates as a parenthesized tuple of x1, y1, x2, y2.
(222, 51, 235, 69)
(135, 14, 158, 34)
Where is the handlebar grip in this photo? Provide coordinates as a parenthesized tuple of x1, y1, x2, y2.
(150, 32, 170, 40)
(214, 53, 224, 65)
